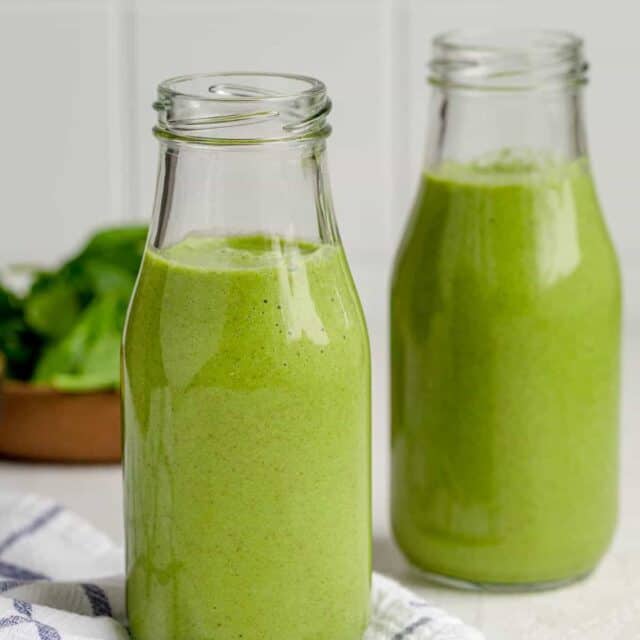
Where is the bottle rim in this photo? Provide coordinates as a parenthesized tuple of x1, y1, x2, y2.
(153, 72, 332, 145)
(429, 29, 588, 91)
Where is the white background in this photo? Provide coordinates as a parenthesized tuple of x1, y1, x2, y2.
(1, 0, 638, 521)
(1, 0, 638, 293)
(1, 1, 638, 638)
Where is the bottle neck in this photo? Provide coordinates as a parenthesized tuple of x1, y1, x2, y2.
(150, 139, 339, 251)
(425, 30, 589, 170)
(424, 85, 588, 170)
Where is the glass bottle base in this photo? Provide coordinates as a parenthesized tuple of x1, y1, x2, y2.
(406, 561, 594, 593)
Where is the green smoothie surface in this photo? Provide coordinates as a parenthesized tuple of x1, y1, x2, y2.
(161, 234, 320, 268)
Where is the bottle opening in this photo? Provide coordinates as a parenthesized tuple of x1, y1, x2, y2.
(429, 29, 588, 91)
(154, 72, 332, 144)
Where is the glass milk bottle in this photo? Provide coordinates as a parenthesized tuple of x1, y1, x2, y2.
(391, 31, 621, 590)
(123, 73, 371, 639)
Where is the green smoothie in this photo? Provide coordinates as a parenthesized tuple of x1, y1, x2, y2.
(391, 153, 621, 586)
(123, 235, 371, 639)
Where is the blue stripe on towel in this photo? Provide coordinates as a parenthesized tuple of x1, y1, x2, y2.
(0, 561, 48, 581)
(36, 622, 62, 640)
(392, 616, 433, 639)
(81, 583, 112, 617)
(0, 599, 62, 640)
(0, 615, 24, 629)
(0, 580, 25, 593)
(13, 599, 31, 617)
(0, 505, 62, 556)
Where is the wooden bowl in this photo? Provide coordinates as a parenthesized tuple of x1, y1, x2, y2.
(0, 378, 121, 464)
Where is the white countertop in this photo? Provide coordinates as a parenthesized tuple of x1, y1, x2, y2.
(2, 331, 638, 640)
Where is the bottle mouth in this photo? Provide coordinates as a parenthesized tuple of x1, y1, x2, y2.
(153, 72, 332, 145)
(429, 29, 588, 91)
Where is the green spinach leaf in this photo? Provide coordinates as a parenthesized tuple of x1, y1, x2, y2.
(0, 224, 147, 390)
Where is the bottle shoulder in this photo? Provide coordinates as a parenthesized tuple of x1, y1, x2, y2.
(391, 161, 621, 312)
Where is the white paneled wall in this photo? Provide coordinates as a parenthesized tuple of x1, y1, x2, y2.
(0, 1, 120, 266)
(0, 0, 637, 532)
(2, 0, 637, 283)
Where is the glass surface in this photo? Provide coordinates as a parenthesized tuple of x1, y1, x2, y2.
(391, 31, 621, 590)
(122, 73, 371, 639)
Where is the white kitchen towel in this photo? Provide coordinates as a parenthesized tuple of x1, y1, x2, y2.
(0, 491, 484, 640)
